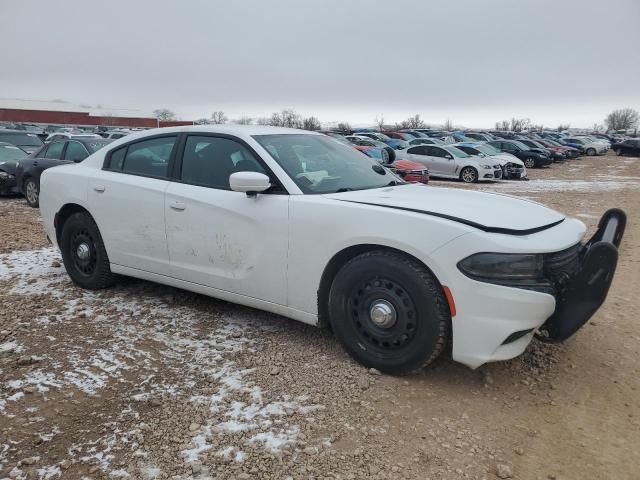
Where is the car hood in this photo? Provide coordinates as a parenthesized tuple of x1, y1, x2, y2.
(489, 153, 523, 166)
(0, 160, 18, 175)
(323, 184, 565, 234)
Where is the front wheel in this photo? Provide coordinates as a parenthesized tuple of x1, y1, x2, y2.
(586, 148, 596, 156)
(614, 148, 622, 156)
(460, 166, 478, 183)
(60, 212, 116, 290)
(23, 178, 39, 208)
(328, 250, 451, 374)
(524, 157, 536, 169)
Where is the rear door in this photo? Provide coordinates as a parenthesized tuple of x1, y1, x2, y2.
(164, 134, 289, 304)
(87, 135, 177, 274)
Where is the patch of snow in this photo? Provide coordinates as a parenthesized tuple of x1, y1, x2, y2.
(0, 341, 24, 354)
(37, 465, 61, 479)
(248, 426, 300, 452)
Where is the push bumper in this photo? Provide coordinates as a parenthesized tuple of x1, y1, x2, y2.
(537, 208, 626, 342)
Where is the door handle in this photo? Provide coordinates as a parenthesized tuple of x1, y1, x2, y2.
(169, 201, 186, 211)
(93, 185, 105, 192)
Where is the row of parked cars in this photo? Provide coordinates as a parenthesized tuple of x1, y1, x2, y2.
(0, 123, 639, 207)
(321, 128, 638, 184)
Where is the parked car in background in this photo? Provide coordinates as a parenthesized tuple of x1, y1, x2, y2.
(322, 132, 392, 164)
(388, 159, 430, 184)
(0, 142, 29, 196)
(344, 136, 396, 162)
(518, 139, 565, 162)
(455, 142, 527, 179)
(534, 138, 580, 158)
(561, 137, 607, 156)
(488, 139, 553, 168)
(0, 129, 45, 155)
(44, 132, 103, 143)
(352, 130, 409, 150)
(102, 130, 132, 140)
(611, 138, 640, 156)
(386, 132, 420, 141)
(406, 137, 446, 146)
(399, 144, 502, 182)
(16, 138, 112, 207)
(464, 132, 496, 142)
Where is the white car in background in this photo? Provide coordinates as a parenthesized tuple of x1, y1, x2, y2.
(398, 144, 503, 182)
(455, 142, 527, 179)
(45, 132, 103, 143)
(561, 136, 608, 156)
(38, 125, 625, 373)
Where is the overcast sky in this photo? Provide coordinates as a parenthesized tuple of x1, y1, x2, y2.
(1, 0, 639, 128)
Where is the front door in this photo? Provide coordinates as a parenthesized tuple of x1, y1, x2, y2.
(164, 134, 289, 305)
(426, 146, 456, 176)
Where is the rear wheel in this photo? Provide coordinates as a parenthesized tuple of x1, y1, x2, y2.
(586, 148, 596, 156)
(524, 157, 536, 168)
(614, 148, 622, 156)
(23, 178, 39, 208)
(60, 212, 116, 290)
(460, 166, 478, 183)
(328, 250, 450, 374)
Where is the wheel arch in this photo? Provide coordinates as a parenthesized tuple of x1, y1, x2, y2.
(317, 243, 451, 328)
(54, 203, 95, 246)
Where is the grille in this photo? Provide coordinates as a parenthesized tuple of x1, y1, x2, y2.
(544, 244, 581, 288)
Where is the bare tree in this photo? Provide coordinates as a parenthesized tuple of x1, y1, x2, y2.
(269, 109, 302, 128)
(605, 108, 639, 131)
(530, 124, 545, 132)
(301, 116, 321, 131)
(443, 119, 453, 131)
(235, 116, 253, 125)
(375, 114, 385, 132)
(210, 111, 228, 124)
(256, 117, 271, 125)
(509, 117, 531, 132)
(495, 120, 510, 131)
(194, 118, 210, 125)
(556, 123, 570, 132)
(406, 114, 425, 129)
(153, 109, 176, 121)
(336, 122, 351, 132)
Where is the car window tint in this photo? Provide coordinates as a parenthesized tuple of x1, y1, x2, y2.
(407, 146, 424, 155)
(430, 147, 447, 158)
(121, 136, 176, 178)
(64, 141, 89, 161)
(45, 141, 65, 159)
(181, 136, 266, 189)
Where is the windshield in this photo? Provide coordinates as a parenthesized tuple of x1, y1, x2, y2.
(512, 140, 531, 150)
(447, 146, 470, 158)
(253, 134, 402, 194)
(0, 133, 43, 147)
(0, 145, 28, 160)
(475, 144, 502, 156)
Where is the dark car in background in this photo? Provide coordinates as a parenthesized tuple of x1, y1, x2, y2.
(16, 138, 112, 207)
(0, 142, 29, 196)
(518, 139, 566, 162)
(488, 139, 553, 168)
(612, 138, 640, 156)
(0, 129, 45, 155)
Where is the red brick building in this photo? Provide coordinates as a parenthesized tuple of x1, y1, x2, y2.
(0, 107, 192, 129)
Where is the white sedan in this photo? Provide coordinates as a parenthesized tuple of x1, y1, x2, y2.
(397, 144, 503, 182)
(39, 126, 625, 373)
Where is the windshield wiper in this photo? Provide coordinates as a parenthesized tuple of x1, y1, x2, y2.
(335, 187, 354, 193)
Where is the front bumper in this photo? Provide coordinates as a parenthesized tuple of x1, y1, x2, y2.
(537, 208, 626, 341)
(432, 210, 625, 368)
(0, 172, 18, 194)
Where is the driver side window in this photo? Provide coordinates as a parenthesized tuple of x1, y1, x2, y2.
(44, 141, 65, 159)
(180, 135, 266, 190)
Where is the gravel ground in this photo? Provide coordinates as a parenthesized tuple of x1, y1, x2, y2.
(0, 152, 638, 480)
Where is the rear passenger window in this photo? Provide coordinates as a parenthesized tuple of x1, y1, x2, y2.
(107, 146, 126, 170)
(120, 136, 176, 178)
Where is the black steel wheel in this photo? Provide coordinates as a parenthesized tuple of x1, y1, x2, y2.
(328, 250, 451, 374)
(524, 157, 536, 168)
(60, 212, 116, 289)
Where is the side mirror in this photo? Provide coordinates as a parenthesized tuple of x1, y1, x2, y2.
(229, 171, 271, 195)
(445, 154, 453, 160)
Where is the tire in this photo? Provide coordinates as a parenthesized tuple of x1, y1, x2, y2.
(328, 250, 450, 374)
(586, 148, 596, 156)
(614, 148, 622, 156)
(23, 178, 39, 208)
(523, 157, 536, 169)
(460, 166, 479, 183)
(60, 212, 116, 290)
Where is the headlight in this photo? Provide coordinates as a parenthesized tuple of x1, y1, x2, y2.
(480, 164, 492, 169)
(0, 171, 14, 179)
(458, 253, 545, 284)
